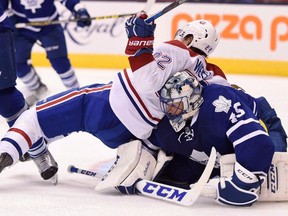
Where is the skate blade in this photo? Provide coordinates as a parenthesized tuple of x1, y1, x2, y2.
(49, 174, 58, 185)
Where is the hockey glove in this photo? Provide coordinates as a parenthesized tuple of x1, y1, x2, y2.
(125, 12, 156, 55)
(74, 4, 91, 27)
(212, 162, 265, 206)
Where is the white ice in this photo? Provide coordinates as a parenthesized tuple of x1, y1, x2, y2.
(0, 68, 287, 216)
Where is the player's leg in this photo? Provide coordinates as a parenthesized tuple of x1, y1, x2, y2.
(40, 24, 79, 89)
(0, 82, 131, 178)
(28, 137, 58, 181)
(25, 87, 92, 179)
(0, 29, 27, 127)
(0, 106, 57, 182)
(0, 29, 55, 179)
(0, 86, 86, 175)
(0, 87, 28, 126)
(14, 32, 48, 106)
(25, 83, 118, 178)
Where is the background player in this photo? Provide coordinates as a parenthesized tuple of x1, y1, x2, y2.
(0, 4, 27, 127)
(1, 0, 91, 106)
(0, 5, 59, 182)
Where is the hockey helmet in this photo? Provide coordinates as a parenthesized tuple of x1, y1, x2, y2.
(160, 72, 204, 132)
(174, 20, 220, 57)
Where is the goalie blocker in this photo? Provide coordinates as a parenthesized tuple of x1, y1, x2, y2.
(202, 152, 288, 202)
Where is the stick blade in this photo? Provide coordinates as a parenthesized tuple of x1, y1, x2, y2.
(142, 0, 156, 13)
(145, 0, 187, 23)
(135, 147, 217, 206)
(184, 147, 217, 205)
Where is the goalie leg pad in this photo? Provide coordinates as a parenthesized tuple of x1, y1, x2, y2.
(95, 140, 156, 192)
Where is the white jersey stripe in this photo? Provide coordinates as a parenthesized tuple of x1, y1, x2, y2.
(226, 118, 260, 137)
(233, 130, 268, 147)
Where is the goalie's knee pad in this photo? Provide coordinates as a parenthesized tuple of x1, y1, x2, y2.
(95, 140, 157, 192)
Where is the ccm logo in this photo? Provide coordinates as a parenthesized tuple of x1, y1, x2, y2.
(80, 170, 97, 177)
(269, 164, 278, 193)
(128, 40, 154, 46)
(142, 182, 187, 202)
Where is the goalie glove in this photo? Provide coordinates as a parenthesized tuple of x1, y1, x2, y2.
(209, 162, 265, 206)
(125, 12, 156, 56)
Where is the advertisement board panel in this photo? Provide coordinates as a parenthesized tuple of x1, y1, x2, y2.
(31, 1, 288, 75)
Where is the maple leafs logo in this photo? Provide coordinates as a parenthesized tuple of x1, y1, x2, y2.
(212, 95, 231, 113)
(20, 0, 44, 13)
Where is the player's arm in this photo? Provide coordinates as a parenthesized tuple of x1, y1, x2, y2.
(124, 12, 165, 93)
(0, 4, 13, 30)
(61, 0, 91, 27)
(210, 89, 275, 206)
(125, 11, 156, 83)
(190, 55, 229, 87)
(0, 1, 9, 11)
(125, 12, 156, 58)
(208, 161, 266, 206)
(214, 152, 288, 202)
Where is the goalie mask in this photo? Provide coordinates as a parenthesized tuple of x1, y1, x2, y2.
(174, 20, 220, 57)
(160, 72, 204, 132)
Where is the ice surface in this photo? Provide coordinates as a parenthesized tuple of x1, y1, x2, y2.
(0, 68, 287, 216)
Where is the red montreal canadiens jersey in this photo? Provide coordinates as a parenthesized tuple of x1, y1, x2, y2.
(109, 40, 229, 139)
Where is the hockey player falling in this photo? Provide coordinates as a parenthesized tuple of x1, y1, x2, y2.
(0, 10, 287, 207)
(0, 12, 228, 181)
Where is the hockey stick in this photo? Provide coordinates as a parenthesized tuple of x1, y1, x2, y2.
(67, 165, 104, 179)
(145, 0, 187, 24)
(15, 0, 155, 28)
(135, 147, 216, 206)
(68, 147, 217, 206)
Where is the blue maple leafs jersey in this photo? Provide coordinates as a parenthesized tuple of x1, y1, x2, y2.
(0, 5, 13, 31)
(1, 0, 80, 34)
(148, 84, 275, 175)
